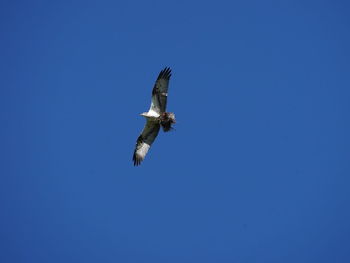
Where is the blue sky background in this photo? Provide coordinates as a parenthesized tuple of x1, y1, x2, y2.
(1, 0, 350, 262)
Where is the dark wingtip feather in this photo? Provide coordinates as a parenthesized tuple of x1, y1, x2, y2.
(132, 153, 142, 166)
(157, 67, 172, 80)
(132, 135, 143, 166)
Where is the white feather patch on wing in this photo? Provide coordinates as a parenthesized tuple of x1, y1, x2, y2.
(136, 142, 150, 159)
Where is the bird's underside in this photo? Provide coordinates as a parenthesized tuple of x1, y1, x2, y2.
(132, 67, 176, 166)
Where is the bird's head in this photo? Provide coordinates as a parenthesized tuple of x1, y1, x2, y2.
(167, 112, 176, 123)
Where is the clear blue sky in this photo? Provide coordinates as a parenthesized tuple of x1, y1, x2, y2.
(1, 1, 350, 262)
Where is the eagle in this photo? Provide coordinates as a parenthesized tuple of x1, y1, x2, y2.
(132, 67, 176, 166)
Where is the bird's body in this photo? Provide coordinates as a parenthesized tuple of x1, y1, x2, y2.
(133, 67, 176, 166)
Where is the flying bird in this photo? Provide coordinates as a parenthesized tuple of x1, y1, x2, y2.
(132, 67, 176, 166)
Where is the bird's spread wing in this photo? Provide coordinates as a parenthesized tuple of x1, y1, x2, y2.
(133, 119, 160, 166)
(149, 67, 171, 114)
